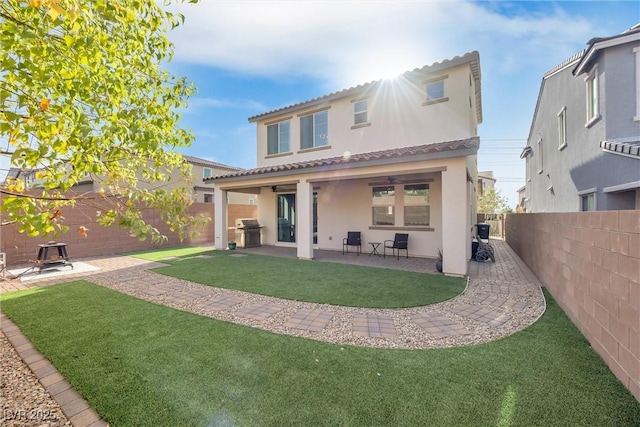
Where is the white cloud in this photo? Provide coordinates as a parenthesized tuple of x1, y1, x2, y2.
(184, 97, 267, 115)
(167, 0, 599, 89)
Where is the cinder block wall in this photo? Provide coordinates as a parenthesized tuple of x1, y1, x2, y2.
(506, 211, 639, 402)
(0, 202, 257, 265)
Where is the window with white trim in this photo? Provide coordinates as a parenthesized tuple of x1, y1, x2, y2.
(403, 184, 430, 226)
(580, 193, 596, 211)
(585, 67, 599, 125)
(354, 99, 368, 125)
(203, 167, 212, 179)
(557, 107, 567, 150)
(537, 138, 543, 174)
(426, 80, 445, 101)
(372, 186, 395, 226)
(204, 193, 213, 203)
(267, 120, 291, 155)
(634, 46, 640, 121)
(526, 157, 531, 182)
(300, 110, 328, 149)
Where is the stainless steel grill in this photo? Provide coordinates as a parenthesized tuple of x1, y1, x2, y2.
(234, 218, 263, 248)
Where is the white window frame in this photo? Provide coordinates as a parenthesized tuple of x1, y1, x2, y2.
(353, 99, 368, 126)
(372, 186, 395, 226)
(267, 119, 291, 155)
(536, 138, 543, 174)
(557, 106, 567, 150)
(403, 184, 430, 227)
(203, 193, 213, 203)
(300, 110, 329, 149)
(526, 157, 531, 182)
(203, 167, 212, 179)
(585, 66, 600, 127)
(422, 75, 449, 106)
(634, 46, 640, 121)
(578, 188, 597, 211)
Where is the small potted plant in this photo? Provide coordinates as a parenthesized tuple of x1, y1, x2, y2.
(435, 249, 443, 273)
(228, 241, 236, 250)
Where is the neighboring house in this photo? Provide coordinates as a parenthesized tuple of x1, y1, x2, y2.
(183, 156, 256, 205)
(521, 24, 640, 212)
(2, 156, 256, 205)
(207, 51, 483, 276)
(477, 171, 496, 196)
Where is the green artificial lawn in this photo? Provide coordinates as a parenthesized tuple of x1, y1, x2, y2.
(1, 282, 639, 426)
(124, 247, 464, 308)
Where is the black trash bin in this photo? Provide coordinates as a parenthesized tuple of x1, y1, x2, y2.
(476, 223, 490, 240)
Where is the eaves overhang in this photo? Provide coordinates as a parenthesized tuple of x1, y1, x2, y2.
(248, 51, 482, 124)
(206, 137, 480, 184)
(520, 146, 532, 159)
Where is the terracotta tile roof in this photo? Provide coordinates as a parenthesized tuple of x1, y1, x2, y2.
(205, 137, 480, 181)
(248, 51, 482, 124)
(183, 155, 243, 171)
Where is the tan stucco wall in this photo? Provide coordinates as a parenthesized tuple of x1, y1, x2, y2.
(255, 63, 478, 167)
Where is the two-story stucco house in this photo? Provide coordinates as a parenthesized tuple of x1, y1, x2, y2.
(208, 51, 483, 276)
(521, 24, 640, 212)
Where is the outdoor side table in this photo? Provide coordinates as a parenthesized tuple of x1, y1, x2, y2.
(369, 242, 381, 256)
(37, 242, 73, 273)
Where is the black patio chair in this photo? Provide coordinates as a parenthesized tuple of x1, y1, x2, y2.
(342, 231, 362, 255)
(383, 233, 409, 259)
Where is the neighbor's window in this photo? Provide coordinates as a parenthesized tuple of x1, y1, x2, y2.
(354, 99, 368, 125)
(204, 193, 213, 203)
(558, 107, 567, 150)
(585, 68, 599, 125)
(536, 138, 543, 173)
(403, 184, 430, 226)
(580, 193, 595, 211)
(526, 157, 531, 182)
(372, 186, 395, 226)
(300, 110, 328, 149)
(203, 167, 212, 179)
(267, 120, 291, 155)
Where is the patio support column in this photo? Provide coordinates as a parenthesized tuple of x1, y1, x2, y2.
(214, 186, 228, 250)
(296, 179, 314, 260)
(441, 158, 468, 276)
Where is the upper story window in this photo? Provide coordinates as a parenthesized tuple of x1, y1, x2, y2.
(585, 67, 599, 126)
(372, 186, 395, 226)
(403, 184, 430, 226)
(557, 107, 567, 150)
(203, 167, 212, 179)
(634, 47, 640, 121)
(354, 100, 368, 125)
(267, 120, 291, 155)
(422, 75, 448, 106)
(536, 138, 543, 174)
(427, 80, 445, 101)
(300, 110, 328, 149)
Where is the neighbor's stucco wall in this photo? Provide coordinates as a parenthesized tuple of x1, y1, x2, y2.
(525, 40, 640, 213)
(255, 64, 478, 168)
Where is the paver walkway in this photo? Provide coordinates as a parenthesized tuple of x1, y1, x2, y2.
(0, 239, 545, 426)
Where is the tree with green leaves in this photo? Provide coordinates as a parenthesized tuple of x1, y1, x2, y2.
(477, 188, 510, 214)
(0, 0, 206, 243)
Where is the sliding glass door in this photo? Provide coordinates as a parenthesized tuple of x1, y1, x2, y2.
(277, 194, 296, 243)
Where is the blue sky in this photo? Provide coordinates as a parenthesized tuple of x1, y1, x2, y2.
(165, 0, 639, 207)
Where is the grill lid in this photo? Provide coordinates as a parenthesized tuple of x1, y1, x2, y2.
(235, 218, 262, 229)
